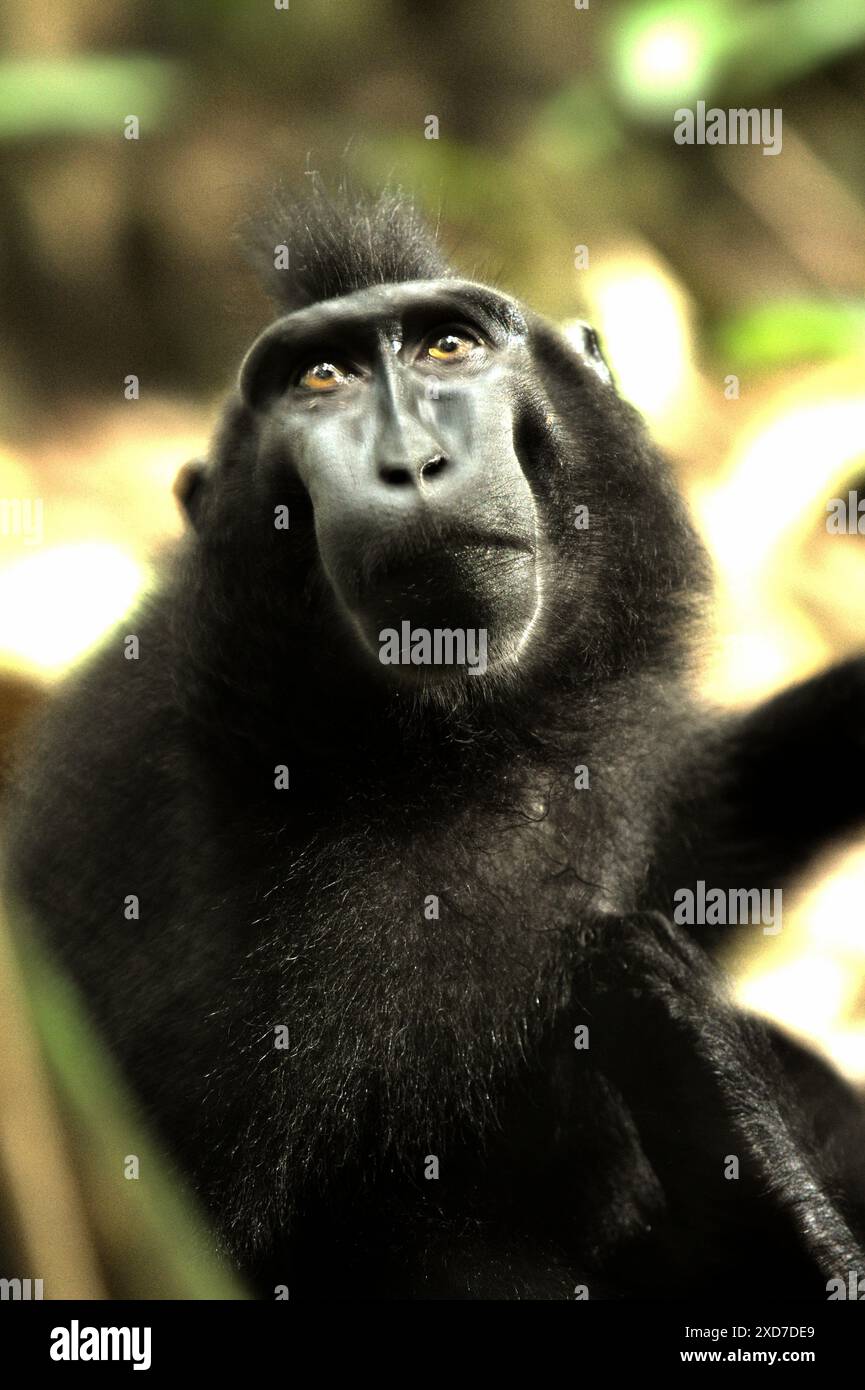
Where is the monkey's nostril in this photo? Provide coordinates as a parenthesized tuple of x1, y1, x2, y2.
(420, 455, 448, 480)
(379, 456, 448, 486)
(379, 464, 414, 486)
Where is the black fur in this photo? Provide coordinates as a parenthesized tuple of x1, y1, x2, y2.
(5, 189, 865, 1299)
(241, 181, 452, 312)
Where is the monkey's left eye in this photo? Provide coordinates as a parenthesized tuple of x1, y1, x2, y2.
(423, 331, 479, 364)
(297, 362, 353, 392)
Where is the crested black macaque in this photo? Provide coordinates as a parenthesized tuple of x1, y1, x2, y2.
(5, 189, 865, 1300)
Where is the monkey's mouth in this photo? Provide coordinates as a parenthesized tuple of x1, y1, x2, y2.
(333, 536, 539, 680)
(357, 527, 534, 588)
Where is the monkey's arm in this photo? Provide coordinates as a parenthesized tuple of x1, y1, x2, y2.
(652, 655, 865, 909)
(576, 911, 865, 1296)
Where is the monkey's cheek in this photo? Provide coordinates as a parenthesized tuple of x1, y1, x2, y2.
(343, 550, 540, 680)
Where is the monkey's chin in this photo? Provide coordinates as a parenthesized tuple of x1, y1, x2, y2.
(345, 552, 539, 686)
(366, 622, 527, 688)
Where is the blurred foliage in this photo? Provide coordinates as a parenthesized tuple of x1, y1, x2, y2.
(715, 301, 865, 370)
(1, 897, 246, 1298)
(0, 0, 863, 427)
(612, 0, 865, 116)
(0, 57, 180, 137)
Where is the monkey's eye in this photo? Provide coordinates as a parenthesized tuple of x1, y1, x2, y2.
(423, 331, 479, 364)
(297, 361, 352, 392)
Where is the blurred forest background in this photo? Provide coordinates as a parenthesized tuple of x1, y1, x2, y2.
(1, 0, 865, 1296)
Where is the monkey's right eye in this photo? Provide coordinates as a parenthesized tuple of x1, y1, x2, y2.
(297, 362, 353, 392)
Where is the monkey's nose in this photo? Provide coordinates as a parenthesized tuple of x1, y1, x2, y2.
(377, 455, 449, 487)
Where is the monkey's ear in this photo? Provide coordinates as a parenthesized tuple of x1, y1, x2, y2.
(173, 460, 208, 528)
(566, 320, 614, 385)
(526, 314, 617, 399)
